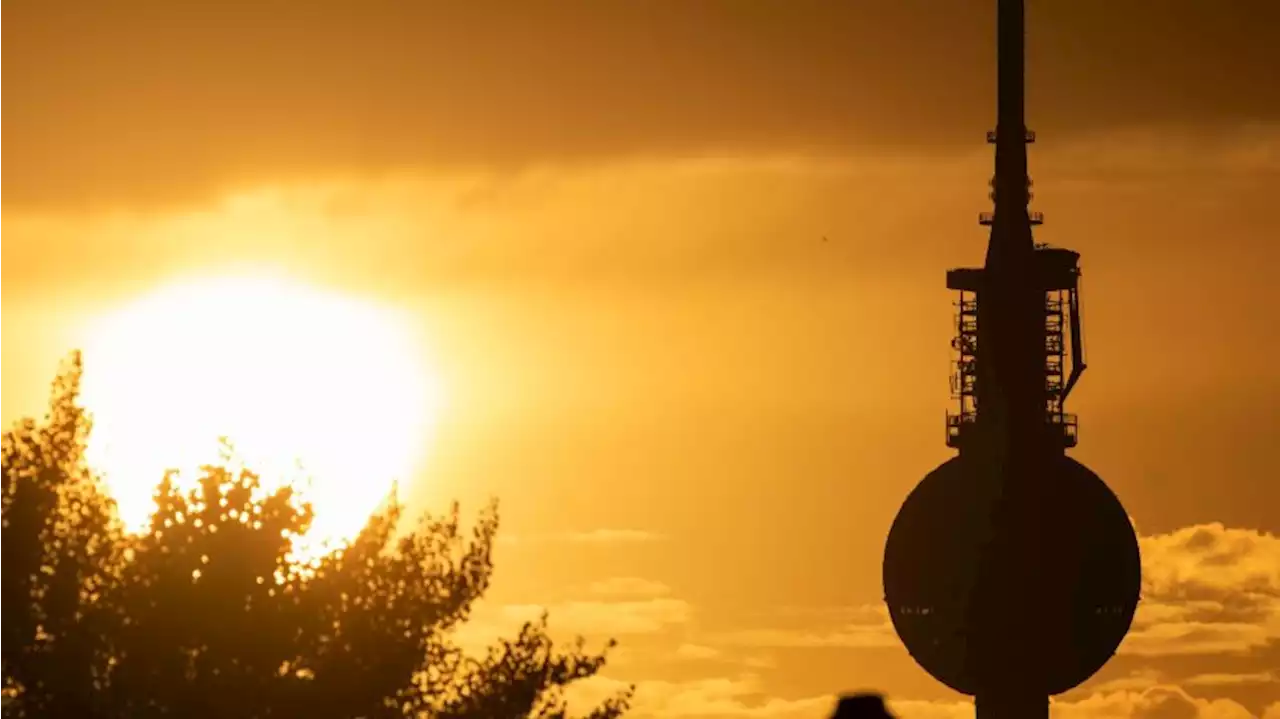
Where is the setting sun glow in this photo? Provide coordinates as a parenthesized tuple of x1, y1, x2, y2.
(77, 273, 443, 550)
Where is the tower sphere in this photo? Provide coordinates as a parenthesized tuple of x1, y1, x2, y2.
(882, 454, 1141, 696)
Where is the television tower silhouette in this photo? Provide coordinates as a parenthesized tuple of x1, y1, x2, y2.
(880, 1, 1142, 717)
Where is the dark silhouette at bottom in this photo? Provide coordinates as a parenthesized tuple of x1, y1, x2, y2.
(831, 693, 896, 719)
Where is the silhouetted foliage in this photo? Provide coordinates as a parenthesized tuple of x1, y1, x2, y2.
(2, 353, 632, 719)
(830, 693, 896, 719)
(2, 353, 122, 718)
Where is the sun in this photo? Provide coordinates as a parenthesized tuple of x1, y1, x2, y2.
(76, 272, 444, 551)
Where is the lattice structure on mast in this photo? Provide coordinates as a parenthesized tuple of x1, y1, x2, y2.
(943, 245, 1086, 450)
(947, 292, 979, 446)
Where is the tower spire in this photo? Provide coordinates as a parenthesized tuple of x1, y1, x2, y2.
(985, 0, 1037, 271)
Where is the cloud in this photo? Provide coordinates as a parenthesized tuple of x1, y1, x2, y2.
(455, 592, 693, 650)
(568, 673, 832, 719)
(712, 525, 1272, 664)
(715, 625, 899, 651)
(1183, 672, 1278, 688)
(1090, 670, 1166, 694)
(7, 0, 1278, 207)
(589, 577, 674, 598)
(671, 524, 1278, 712)
(1052, 686, 1262, 719)
(8, 129, 1279, 310)
(567, 529, 668, 544)
(446, 527, 1280, 715)
(498, 529, 667, 546)
(389, 499, 1278, 719)
(675, 644, 723, 661)
(714, 604, 899, 650)
(741, 656, 778, 670)
(1140, 524, 1280, 597)
(522, 599, 693, 636)
(569, 678, 1273, 719)
(1120, 524, 1280, 658)
(1040, 125, 1280, 182)
(450, 573, 691, 660)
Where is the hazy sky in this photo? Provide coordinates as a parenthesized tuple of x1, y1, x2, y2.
(4, 1, 1279, 717)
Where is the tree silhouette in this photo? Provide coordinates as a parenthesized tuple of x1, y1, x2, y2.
(2, 352, 632, 719)
(2, 354, 122, 718)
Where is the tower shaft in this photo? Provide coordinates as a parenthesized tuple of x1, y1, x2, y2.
(973, 0, 1051, 714)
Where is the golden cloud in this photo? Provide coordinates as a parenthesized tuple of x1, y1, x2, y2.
(525, 598, 694, 636)
(455, 591, 693, 651)
(567, 673, 832, 719)
(675, 644, 723, 661)
(714, 524, 1280, 658)
(569, 676, 1278, 719)
(1183, 672, 1278, 688)
(497, 528, 668, 546)
(712, 604, 898, 650)
(8, 0, 1278, 210)
(589, 577, 675, 598)
(1121, 524, 1280, 657)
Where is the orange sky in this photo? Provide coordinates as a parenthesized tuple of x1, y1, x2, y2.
(4, 1, 1279, 717)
